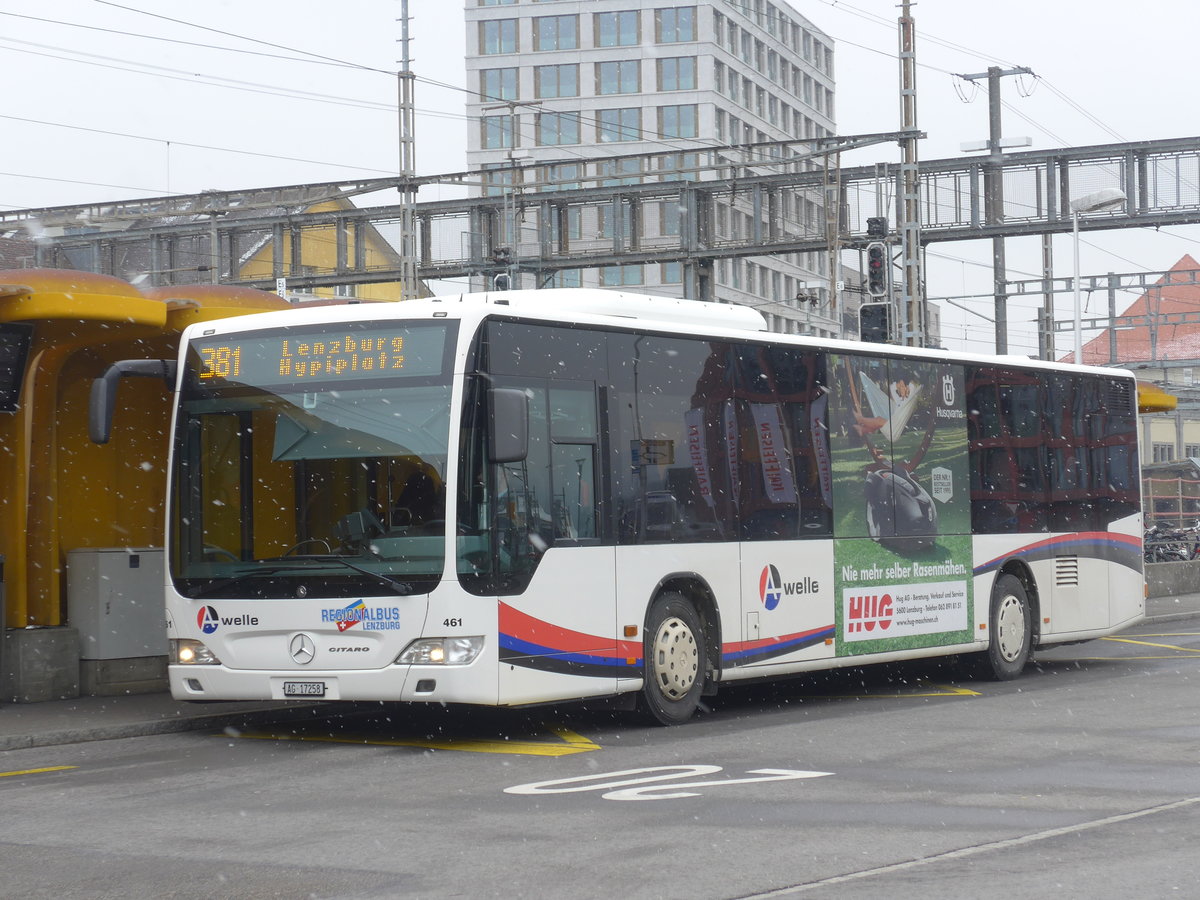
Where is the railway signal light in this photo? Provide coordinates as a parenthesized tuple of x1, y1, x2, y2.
(866, 242, 888, 298)
(859, 302, 891, 343)
(866, 216, 888, 238)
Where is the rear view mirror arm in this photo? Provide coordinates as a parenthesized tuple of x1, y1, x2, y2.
(89, 358, 177, 444)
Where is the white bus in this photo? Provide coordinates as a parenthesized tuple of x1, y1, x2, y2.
(92, 290, 1145, 724)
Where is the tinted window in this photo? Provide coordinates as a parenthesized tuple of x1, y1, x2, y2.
(608, 333, 734, 543)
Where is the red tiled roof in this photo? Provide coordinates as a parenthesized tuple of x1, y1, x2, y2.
(1062, 254, 1200, 364)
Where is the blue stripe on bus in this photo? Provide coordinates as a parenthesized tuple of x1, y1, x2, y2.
(723, 626, 836, 666)
(499, 634, 636, 677)
(974, 532, 1142, 577)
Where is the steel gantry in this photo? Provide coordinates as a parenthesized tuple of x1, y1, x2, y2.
(4, 134, 1200, 340)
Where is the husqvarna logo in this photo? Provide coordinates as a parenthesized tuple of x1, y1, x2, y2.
(942, 374, 955, 405)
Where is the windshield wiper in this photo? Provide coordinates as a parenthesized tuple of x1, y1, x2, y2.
(185, 556, 417, 598)
(186, 566, 287, 599)
(304, 554, 416, 595)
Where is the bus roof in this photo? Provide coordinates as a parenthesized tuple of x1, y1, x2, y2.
(183, 289, 1136, 382)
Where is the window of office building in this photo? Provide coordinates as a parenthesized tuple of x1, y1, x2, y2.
(598, 157, 642, 186)
(658, 57, 696, 91)
(657, 151, 698, 181)
(660, 200, 681, 236)
(655, 6, 695, 42)
(597, 60, 640, 94)
(481, 114, 516, 149)
(544, 163, 582, 190)
(481, 163, 516, 198)
(537, 110, 580, 145)
(534, 14, 578, 50)
(480, 67, 518, 102)
(480, 19, 517, 54)
(535, 64, 578, 98)
(658, 104, 697, 138)
(595, 10, 638, 46)
(545, 206, 583, 242)
(601, 264, 644, 286)
(598, 107, 641, 143)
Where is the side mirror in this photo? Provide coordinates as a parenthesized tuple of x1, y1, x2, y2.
(89, 359, 177, 444)
(488, 387, 528, 463)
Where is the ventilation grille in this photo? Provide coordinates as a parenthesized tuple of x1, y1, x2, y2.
(1055, 556, 1080, 587)
(1104, 379, 1135, 414)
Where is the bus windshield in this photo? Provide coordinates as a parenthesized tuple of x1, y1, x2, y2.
(170, 320, 458, 599)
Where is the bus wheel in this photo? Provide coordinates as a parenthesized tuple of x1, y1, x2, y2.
(974, 573, 1032, 680)
(639, 592, 706, 726)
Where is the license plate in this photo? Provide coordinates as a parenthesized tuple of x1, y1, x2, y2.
(283, 681, 326, 697)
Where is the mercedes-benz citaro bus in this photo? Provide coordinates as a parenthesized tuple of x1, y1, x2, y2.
(90, 289, 1145, 724)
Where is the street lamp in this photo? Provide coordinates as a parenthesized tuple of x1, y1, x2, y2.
(1071, 188, 1127, 363)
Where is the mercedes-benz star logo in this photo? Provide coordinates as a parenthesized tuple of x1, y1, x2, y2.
(289, 633, 316, 665)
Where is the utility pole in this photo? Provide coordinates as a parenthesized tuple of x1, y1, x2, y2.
(897, 1, 924, 346)
(958, 65, 1032, 354)
(1039, 234, 1055, 360)
(397, 0, 419, 300)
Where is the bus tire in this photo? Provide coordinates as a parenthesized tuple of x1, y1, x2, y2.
(974, 573, 1032, 680)
(638, 592, 706, 726)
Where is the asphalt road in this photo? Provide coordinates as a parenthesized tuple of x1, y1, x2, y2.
(2, 616, 1198, 899)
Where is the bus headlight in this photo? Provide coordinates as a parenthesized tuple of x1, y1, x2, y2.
(172, 639, 221, 665)
(395, 636, 484, 666)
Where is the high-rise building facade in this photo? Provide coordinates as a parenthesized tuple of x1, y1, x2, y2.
(464, 0, 843, 336)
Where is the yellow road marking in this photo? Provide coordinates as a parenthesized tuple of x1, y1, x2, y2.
(1100, 637, 1200, 654)
(804, 682, 980, 700)
(1136, 632, 1200, 637)
(0, 765, 77, 778)
(229, 723, 601, 757)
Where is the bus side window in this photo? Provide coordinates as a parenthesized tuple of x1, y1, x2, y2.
(549, 383, 599, 542)
(610, 335, 733, 544)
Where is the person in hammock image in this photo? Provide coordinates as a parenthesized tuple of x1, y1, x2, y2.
(851, 372, 921, 442)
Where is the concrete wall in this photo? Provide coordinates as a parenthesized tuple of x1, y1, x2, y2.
(1145, 559, 1200, 598)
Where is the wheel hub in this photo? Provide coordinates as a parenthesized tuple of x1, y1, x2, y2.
(652, 616, 698, 700)
(995, 593, 1027, 662)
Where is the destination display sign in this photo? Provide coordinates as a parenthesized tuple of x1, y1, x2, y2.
(191, 322, 453, 387)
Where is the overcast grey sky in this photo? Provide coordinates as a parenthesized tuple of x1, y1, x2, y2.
(1, 0, 1195, 355)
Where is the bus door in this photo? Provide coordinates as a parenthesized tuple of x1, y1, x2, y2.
(458, 321, 618, 703)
